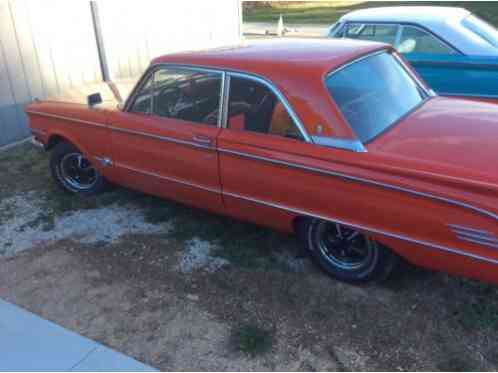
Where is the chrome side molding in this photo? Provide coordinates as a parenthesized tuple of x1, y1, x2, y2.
(218, 147, 498, 222)
(449, 224, 498, 249)
(26, 110, 108, 129)
(223, 190, 498, 265)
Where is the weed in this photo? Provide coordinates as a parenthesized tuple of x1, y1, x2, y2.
(230, 323, 273, 357)
(454, 279, 498, 331)
(457, 300, 498, 330)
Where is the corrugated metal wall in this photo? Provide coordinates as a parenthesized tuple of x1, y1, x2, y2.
(97, 0, 242, 79)
(0, 0, 241, 146)
(0, 0, 101, 146)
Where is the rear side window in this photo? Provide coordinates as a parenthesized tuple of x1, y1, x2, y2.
(398, 26, 457, 54)
(326, 52, 425, 143)
(226, 76, 303, 141)
(130, 67, 222, 126)
(344, 23, 399, 45)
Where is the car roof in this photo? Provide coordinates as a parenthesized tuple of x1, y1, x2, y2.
(340, 6, 470, 24)
(338, 6, 498, 56)
(151, 39, 389, 83)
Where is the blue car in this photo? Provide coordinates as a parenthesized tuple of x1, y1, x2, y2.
(328, 6, 498, 100)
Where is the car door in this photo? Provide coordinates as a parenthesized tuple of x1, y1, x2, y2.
(107, 66, 225, 212)
(217, 73, 325, 232)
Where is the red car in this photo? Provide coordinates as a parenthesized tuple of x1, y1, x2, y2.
(27, 39, 498, 285)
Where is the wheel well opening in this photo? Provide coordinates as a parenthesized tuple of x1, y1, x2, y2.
(46, 135, 67, 150)
(292, 215, 312, 239)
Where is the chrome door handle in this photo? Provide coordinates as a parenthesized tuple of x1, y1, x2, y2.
(192, 135, 213, 146)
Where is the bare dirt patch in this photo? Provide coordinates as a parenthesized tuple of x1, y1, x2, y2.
(2, 144, 498, 371)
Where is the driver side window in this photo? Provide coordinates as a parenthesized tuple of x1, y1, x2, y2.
(130, 67, 223, 126)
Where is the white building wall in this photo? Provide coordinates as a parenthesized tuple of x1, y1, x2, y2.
(97, 0, 242, 79)
(0, 0, 241, 146)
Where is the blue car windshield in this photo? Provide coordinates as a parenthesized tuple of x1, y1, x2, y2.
(326, 52, 425, 143)
(462, 15, 498, 48)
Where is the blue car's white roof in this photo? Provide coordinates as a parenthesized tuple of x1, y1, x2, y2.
(338, 6, 498, 56)
(340, 6, 470, 24)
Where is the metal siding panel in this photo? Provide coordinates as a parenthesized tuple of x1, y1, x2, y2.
(0, 0, 102, 144)
(25, 1, 61, 96)
(0, 105, 25, 145)
(0, 3, 24, 145)
(0, 1, 31, 104)
(8, 0, 45, 99)
(0, 112, 5, 146)
(98, 0, 242, 79)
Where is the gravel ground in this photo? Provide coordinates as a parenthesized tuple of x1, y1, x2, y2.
(2, 143, 498, 371)
(0, 192, 170, 257)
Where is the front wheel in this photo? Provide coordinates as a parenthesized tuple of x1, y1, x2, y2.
(304, 219, 399, 284)
(50, 141, 108, 195)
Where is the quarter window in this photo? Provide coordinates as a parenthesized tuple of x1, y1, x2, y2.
(226, 76, 303, 141)
(344, 23, 399, 45)
(398, 26, 457, 54)
(130, 67, 222, 126)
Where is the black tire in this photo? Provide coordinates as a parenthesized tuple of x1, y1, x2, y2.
(50, 141, 108, 196)
(302, 218, 399, 284)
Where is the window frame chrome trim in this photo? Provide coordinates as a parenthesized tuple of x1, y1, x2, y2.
(224, 71, 312, 142)
(312, 135, 367, 153)
(124, 64, 226, 128)
(218, 147, 498, 222)
(130, 63, 313, 143)
(392, 52, 435, 96)
(217, 71, 227, 128)
(337, 21, 463, 55)
(325, 49, 434, 146)
(221, 74, 231, 129)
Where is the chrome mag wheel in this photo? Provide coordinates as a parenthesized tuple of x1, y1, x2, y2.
(59, 152, 98, 191)
(313, 221, 377, 271)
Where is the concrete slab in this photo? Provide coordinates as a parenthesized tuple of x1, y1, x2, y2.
(70, 346, 157, 372)
(0, 300, 156, 372)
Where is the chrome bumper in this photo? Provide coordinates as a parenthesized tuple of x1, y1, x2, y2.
(30, 136, 46, 151)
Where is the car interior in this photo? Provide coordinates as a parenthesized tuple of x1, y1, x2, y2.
(130, 71, 302, 140)
(154, 73, 222, 124)
(226, 77, 302, 140)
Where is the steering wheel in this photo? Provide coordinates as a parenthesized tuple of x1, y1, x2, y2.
(156, 86, 197, 117)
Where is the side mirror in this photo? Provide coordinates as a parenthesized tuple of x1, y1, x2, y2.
(87, 93, 103, 108)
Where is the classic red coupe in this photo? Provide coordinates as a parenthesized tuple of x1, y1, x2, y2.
(27, 39, 497, 285)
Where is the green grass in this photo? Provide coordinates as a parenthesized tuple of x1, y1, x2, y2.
(243, 1, 498, 27)
(230, 323, 273, 356)
(134, 194, 297, 269)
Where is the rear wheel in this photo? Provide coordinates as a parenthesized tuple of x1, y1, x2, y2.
(303, 219, 399, 284)
(50, 141, 108, 195)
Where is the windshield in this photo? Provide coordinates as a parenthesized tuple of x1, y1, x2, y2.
(326, 52, 425, 143)
(462, 14, 498, 48)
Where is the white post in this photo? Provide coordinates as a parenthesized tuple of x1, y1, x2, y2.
(277, 14, 284, 37)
